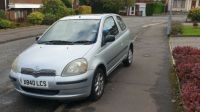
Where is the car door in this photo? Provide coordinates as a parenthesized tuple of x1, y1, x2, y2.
(115, 16, 130, 58)
(99, 16, 124, 74)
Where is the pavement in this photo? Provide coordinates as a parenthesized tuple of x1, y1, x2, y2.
(0, 16, 187, 112)
(170, 37, 200, 49)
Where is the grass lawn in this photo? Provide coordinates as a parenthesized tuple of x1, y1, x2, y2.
(182, 25, 200, 36)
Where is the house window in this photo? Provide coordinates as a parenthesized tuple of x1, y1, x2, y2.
(173, 0, 186, 8)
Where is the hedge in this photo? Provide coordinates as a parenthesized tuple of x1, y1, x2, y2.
(188, 8, 200, 22)
(146, 2, 164, 16)
(0, 19, 14, 29)
(27, 12, 44, 25)
(77, 5, 92, 14)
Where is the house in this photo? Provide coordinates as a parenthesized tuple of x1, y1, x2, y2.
(0, 0, 9, 11)
(168, 0, 200, 12)
(4, 0, 79, 21)
(7, 0, 43, 21)
(128, 0, 168, 16)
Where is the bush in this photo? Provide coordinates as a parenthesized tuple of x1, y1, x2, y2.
(0, 19, 13, 29)
(146, 2, 164, 16)
(181, 81, 200, 112)
(27, 12, 44, 25)
(146, 3, 154, 16)
(188, 8, 200, 22)
(171, 21, 183, 35)
(172, 46, 200, 112)
(42, 13, 57, 25)
(0, 10, 6, 19)
(66, 8, 75, 15)
(42, 0, 68, 19)
(61, 0, 72, 8)
(102, 0, 122, 13)
(153, 2, 164, 14)
(78, 5, 92, 14)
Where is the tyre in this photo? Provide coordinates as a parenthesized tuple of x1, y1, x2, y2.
(90, 68, 105, 101)
(123, 48, 133, 66)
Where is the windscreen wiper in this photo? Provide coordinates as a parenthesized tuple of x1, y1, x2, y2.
(38, 40, 74, 45)
(73, 40, 94, 45)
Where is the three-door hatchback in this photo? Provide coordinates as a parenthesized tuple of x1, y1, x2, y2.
(10, 14, 134, 100)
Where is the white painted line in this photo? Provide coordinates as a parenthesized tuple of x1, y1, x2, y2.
(142, 22, 166, 28)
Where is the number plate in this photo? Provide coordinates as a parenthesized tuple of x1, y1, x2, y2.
(21, 79, 48, 88)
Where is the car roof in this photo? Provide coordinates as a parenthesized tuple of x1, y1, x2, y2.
(60, 14, 118, 20)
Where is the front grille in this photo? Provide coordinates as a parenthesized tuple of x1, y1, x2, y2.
(21, 86, 59, 95)
(21, 68, 56, 77)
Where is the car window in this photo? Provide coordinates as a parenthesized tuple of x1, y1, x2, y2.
(116, 16, 126, 31)
(38, 19, 100, 45)
(103, 17, 119, 38)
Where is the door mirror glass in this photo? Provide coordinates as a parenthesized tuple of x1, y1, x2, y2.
(105, 35, 115, 43)
(36, 36, 40, 41)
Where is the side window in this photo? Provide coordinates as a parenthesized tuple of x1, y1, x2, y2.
(116, 16, 126, 31)
(103, 17, 119, 38)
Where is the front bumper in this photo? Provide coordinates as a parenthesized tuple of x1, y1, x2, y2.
(9, 70, 94, 100)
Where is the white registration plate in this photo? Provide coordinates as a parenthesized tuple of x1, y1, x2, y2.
(21, 79, 48, 88)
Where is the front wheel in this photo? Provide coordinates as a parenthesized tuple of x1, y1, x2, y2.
(123, 48, 133, 66)
(90, 68, 105, 101)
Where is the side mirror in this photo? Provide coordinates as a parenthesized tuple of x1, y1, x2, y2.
(36, 36, 40, 41)
(105, 35, 115, 43)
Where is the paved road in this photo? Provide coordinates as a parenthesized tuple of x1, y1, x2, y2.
(0, 16, 186, 112)
(0, 25, 48, 44)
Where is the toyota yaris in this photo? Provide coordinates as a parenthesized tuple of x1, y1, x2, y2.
(9, 14, 134, 100)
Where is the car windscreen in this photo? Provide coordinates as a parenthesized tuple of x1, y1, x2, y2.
(38, 19, 100, 45)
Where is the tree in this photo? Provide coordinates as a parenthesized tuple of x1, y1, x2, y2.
(102, 0, 124, 13)
(42, 0, 68, 19)
(61, 0, 72, 8)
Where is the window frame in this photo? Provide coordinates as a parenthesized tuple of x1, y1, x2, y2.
(101, 16, 119, 46)
(116, 16, 127, 31)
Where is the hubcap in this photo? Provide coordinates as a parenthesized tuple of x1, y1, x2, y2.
(128, 49, 133, 63)
(94, 73, 104, 96)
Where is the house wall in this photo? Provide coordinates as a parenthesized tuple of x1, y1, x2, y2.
(9, 0, 42, 4)
(0, 0, 5, 10)
(169, 0, 200, 12)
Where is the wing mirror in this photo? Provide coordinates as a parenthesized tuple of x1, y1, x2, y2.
(105, 35, 115, 43)
(36, 36, 40, 41)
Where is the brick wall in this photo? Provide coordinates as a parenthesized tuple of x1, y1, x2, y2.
(9, 0, 42, 4)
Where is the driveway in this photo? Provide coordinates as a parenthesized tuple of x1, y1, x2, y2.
(0, 16, 186, 112)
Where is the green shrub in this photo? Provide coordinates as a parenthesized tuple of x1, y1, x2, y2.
(0, 19, 14, 29)
(27, 12, 44, 25)
(42, 0, 68, 19)
(188, 8, 200, 22)
(153, 2, 164, 14)
(61, 0, 72, 8)
(78, 5, 92, 14)
(42, 13, 57, 25)
(146, 3, 154, 16)
(146, 2, 164, 16)
(66, 8, 75, 15)
(102, 0, 122, 13)
(0, 10, 6, 19)
(171, 21, 183, 35)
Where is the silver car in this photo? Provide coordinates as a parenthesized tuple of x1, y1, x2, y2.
(9, 14, 134, 100)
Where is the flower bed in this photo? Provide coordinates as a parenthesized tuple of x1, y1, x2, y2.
(172, 46, 200, 112)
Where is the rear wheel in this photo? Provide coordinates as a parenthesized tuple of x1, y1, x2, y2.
(90, 68, 105, 101)
(123, 48, 133, 66)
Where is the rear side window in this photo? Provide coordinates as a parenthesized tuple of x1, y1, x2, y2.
(103, 17, 119, 37)
(116, 16, 126, 31)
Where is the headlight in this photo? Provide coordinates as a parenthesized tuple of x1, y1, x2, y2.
(62, 58, 88, 76)
(11, 58, 20, 73)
